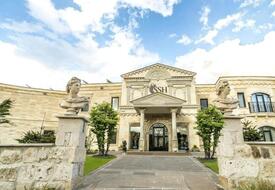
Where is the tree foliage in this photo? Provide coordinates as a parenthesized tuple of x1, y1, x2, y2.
(242, 119, 262, 141)
(0, 99, 13, 124)
(89, 102, 118, 156)
(195, 105, 224, 159)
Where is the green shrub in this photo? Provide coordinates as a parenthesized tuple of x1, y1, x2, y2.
(17, 130, 55, 143)
(237, 180, 275, 190)
(242, 120, 262, 141)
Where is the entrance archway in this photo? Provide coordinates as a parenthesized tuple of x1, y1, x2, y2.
(149, 123, 168, 151)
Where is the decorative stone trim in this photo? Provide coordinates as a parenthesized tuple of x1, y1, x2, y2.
(121, 63, 196, 78)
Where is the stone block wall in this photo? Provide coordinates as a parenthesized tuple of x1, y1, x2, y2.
(0, 144, 85, 190)
(219, 142, 275, 189)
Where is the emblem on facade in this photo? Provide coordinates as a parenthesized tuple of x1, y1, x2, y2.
(149, 83, 168, 93)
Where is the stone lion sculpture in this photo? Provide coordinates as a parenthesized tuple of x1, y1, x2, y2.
(213, 80, 238, 115)
(60, 77, 89, 115)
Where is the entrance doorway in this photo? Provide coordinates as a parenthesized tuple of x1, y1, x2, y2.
(177, 133, 188, 151)
(149, 123, 168, 151)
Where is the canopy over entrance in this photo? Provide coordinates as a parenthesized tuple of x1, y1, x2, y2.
(130, 92, 185, 114)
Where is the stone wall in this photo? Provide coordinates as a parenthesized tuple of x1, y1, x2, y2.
(0, 144, 85, 190)
(218, 116, 275, 189)
(219, 142, 275, 189)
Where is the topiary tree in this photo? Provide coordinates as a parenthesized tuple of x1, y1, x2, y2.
(242, 119, 262, 141)
(0, 99, 13, 125)
(195, 105, 224, 159)
(89, 102, 118, 156)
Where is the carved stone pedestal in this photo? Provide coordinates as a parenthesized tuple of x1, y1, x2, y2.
(217, 116, 244, 190)
(56, 115, 88, 190)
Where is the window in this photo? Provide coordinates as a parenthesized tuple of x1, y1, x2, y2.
(109, 129, 117, 144)
(250, 93, 273, 112)
(81, 103, 89, 112)
(259, 126, 275, 142)
(200, 99, 208, 109)
(237, 93, 246, 108)
(111, 97, 119, 111)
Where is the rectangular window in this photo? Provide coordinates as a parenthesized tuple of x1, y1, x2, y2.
(237, 93, 246, 108)
(111, 97, 119, 111)
(200, 99, 208, 109)
(110, 129, 117, 144)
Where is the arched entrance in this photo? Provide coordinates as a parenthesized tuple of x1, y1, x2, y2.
(149, 123, 168, 151)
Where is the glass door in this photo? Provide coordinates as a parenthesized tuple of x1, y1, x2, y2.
(149, 123, 168, 151)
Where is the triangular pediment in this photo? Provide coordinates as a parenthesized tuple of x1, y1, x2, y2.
(121, 63, 196, 79)
(131, 92, 186, 107)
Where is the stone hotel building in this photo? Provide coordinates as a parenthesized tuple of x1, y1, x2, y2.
(1, 63, 275, 152)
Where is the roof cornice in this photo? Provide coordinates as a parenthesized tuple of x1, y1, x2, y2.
(121, 63, 196, 78)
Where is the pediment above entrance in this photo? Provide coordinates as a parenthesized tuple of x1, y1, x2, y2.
(131, 92, 186, 108)
(121, 63, 196, 79)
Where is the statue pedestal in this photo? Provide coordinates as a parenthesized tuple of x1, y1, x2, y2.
(56, 115, 88, 147)
(55, 115, 88, 190)
(217, 116, 244, 190)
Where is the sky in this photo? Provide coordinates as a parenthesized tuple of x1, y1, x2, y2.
(0, 0, 275, 90)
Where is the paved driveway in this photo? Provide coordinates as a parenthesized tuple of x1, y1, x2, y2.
(79, 155, 218, 190)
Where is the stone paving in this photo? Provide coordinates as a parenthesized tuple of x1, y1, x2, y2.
(79, 155, 218, 190)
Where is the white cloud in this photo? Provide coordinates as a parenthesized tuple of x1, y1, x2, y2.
(272, 11, 275, 17)
(196, 30, 218, 45)
(258, 23, 273, 30)
(176, 34, 192, 45)
(0, 41, 83, 89)
(0, 21, 44, 33)
(0, 26, 160, 89)
(271, 0, 275, 6)
(232, 19, 256, 32)
(0, 0, 173, 89)
(197, 12, 243, 45)
(238, 0, 262, 8)
(26, 0, 70, 34)
(26, 0, 179, 34)
(214, 12, 243, 30)
(176, 31, 275, 83)
(169, 33, 177, 38)
(121, 0, 180, 17)
(199, 6, 211, 29)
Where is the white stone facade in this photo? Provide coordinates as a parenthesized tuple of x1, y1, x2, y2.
(1, 63, 275, 152)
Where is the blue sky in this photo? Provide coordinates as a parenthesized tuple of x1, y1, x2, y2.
(0, 0, 275, 89)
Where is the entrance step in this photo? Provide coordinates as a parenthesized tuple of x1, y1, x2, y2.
(127, 151, 190, 156)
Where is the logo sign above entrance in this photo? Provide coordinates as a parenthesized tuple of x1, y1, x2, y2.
(149, 84, 168, 93)
(149, 80, 168, 94)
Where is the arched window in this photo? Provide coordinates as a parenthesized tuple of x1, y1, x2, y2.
(249, 93, 273, 112)
(259, 126, 275, 142)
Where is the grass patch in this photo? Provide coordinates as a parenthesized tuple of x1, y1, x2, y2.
(197, 158, 219, 173)
(84, 155, 116, 176)
(237, 179, 275, 190)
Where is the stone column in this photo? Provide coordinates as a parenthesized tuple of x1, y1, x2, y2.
(56, 115, 88, 190)
(139, 109, 145, 151)
(171, 108, 178, 152)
